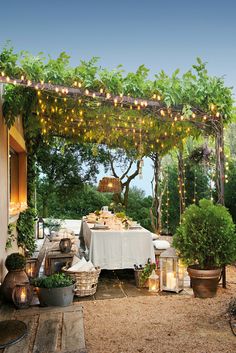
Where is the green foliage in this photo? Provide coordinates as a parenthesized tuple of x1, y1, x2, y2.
(16, 208, 37, 256)
(225, 160, 236, 223)
(33, 273, 74, 288)
(43, 218, 62, 233)
(173, 199, 236, 268)
(37, 183, 112, 220)
(5, 253, 26, 271)
(0, 46, 234, 156)
(126, 187, 153, 231)
(5, 223, 16, 249)
(139, 260, 156, 285)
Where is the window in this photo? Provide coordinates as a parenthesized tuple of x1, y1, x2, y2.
(9, 119, 27, 216)
(10, 148, 19, 205)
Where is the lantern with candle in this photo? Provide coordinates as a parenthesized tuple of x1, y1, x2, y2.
(59, 238, 72, 253)
(37, 217, 45, 239)
(160, 247, 184, 293)
(25, 258, 38, 279)
(148, 269, 159, 293)
(12, 283, 33, 309)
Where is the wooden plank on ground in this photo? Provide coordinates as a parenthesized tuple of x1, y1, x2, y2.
(33, 312, 61, 353)
(4, 316, 36, 353)
(18, 304, 83, 316)
(61, 309, 86, 352)
(0, 305, 15, 320)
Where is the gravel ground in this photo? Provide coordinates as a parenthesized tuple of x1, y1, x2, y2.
(82, 266, 236, 353)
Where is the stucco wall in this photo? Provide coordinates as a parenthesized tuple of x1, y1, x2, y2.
(0, 84, 9, 281)
(0, 85, 23, 282)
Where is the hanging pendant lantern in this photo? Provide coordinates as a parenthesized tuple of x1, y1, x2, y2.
(98, 177, 121, 193)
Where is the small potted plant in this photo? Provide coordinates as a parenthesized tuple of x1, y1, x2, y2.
(173, 199, 236, 298)
(1, 253, 29, 302)
(33, 273, 74, 307)
(134, 259, 157, 288)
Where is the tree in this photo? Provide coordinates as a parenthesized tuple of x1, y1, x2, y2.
(36, 139, 108, 217)
(104, 148, 142, 209)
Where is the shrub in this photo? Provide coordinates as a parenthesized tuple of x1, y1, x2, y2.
(33, 273, 74, 288)
(5, 253, 26, 271)
(16, 208, 36, 256)
(173, 199, 236, 269)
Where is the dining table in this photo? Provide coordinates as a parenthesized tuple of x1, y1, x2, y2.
(81, 219, 155, 270)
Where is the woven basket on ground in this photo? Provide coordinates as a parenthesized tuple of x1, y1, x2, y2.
(62, 267, 101, 297)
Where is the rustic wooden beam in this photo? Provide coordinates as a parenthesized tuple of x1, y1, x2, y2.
(215, 118, 226, 288)
(0, 75, 217, 121)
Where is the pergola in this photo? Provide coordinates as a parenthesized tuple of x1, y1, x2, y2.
(0, 49, 234, 286)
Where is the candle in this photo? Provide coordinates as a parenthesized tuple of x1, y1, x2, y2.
(166, 272, 176, 290)
(27, 267, 33, 277)
(20, 288, 27, 303)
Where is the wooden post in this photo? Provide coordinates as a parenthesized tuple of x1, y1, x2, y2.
(150, 152, 162, 234)
(215, 119, 226, 288)
(177, 150, 186, 217)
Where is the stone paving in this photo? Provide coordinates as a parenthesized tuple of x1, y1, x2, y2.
(74, 269, 193, 302)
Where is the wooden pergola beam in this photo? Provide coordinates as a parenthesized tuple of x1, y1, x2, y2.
(0, 75, 217, 121)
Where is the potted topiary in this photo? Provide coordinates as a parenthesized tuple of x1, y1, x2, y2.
(173, 199, 236, 298)
(33, 273, 74, 307)
(1, 253, 29, 302)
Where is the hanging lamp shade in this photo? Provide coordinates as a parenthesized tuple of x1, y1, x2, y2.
(98, 177, 121, 193)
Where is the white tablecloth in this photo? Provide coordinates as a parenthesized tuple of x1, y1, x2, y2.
(82, 221, 155, 269)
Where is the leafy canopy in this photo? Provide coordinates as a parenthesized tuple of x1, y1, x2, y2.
(0, 45, 235, 156)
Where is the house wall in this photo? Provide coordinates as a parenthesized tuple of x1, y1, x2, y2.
(0, 84, 27, 282)
(0, 84, 9, 281)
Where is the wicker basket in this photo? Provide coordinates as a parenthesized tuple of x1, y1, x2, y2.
(62, 267, 101, 297)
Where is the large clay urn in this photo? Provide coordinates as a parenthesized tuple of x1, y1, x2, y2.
(1, 269, 29, 302)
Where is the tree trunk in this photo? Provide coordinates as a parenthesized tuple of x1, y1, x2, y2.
(150, 153, 162, 234)
(215, 121, 225, 205)
(215, 119, 226, 288)
(177, 150, 185, 216)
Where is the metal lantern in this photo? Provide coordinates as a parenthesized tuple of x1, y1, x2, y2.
(97, 177, 121, 193)
(12, 283, 33, 309)
(148, 269, 159, 293)
(25, 258, 38, 279)
(37, 217, 44, 239)
(160, 247, 184, 293)
(59, 238, 72, 253)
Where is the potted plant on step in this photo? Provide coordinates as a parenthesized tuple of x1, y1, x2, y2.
(173, 199, 236, 298)
(1, 253, 29, 302)
(33, 273, 74, 307)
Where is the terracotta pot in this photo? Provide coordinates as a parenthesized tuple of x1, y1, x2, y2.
(1, 269, 29, 302)
(187, 266, 222, 298)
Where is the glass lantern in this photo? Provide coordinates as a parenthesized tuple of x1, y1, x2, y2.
(37, 217, 44, 239)
(59, 238, 72, 253)
(160, 247, 184, 293)
(12, 283, 33, 309)
(25, 258, 38, 279)
(148, 269, 159, 293)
